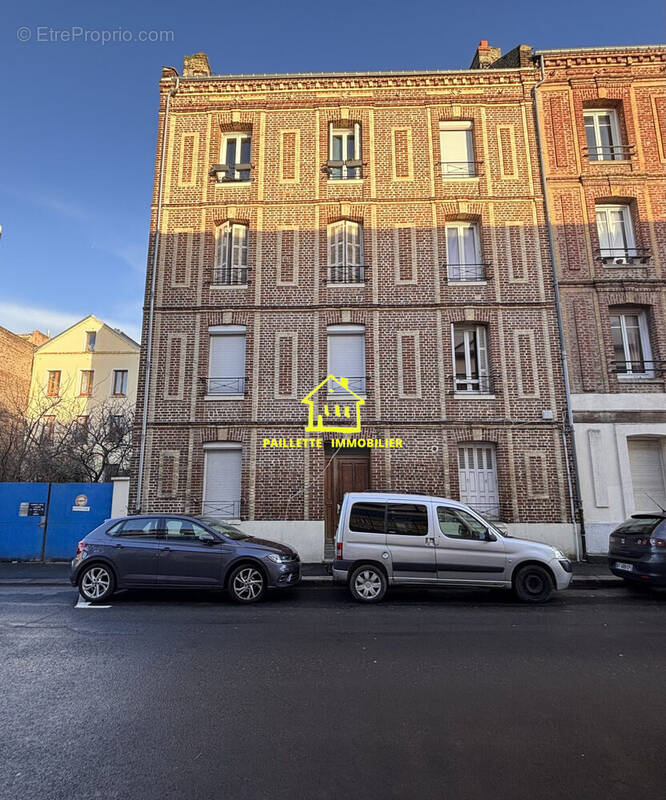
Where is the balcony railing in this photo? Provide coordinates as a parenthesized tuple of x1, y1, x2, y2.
(446, 263, 489, 282)
(583, 144, 635, 161)
(596, 248, 651, 265)
(323, 159, 363, 179)
(454, 374, 493, 395)
(326, 264, 367, 284)
(202, 377, 246, 396)
(212, 266, 249, 285)
(609, 360, 665, 379)
(328, 376, 367, 395)
(464, 502, 501, 521)
(209, 163, 252, 182)
(440, 161, 481, 177)
(201, 499, 242, 519)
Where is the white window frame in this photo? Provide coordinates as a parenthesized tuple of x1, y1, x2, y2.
(214, 222, 249, 285)
(327, 220, 364, 284)
(220, 132, 252, 181)
(326, 324, 366, 396)
(439, 121, 476, 178)
(445, 222, 483, 281)
(328, 123, 362, 179)
(206, 325, 247, 398)
(596, 204, 636, 263)
(452, 324, 490, 394)
(610, 309, 653, 379)
(583, 108, 622, 161)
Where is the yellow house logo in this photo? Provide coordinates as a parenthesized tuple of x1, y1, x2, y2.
(301, 375, 365, 433)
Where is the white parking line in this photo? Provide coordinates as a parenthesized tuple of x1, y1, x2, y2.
(75, 594, 111, 609)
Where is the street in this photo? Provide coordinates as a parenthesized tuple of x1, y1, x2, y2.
(1, 583, 664, 800)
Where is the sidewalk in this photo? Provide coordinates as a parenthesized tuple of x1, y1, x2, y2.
(0, 557, 620, 587)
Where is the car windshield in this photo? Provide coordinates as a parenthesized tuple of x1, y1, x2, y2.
(197, 518, 249, 540)
(613, 517, 662, 536)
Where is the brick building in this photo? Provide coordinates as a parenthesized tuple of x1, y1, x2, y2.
(533, 44, 666, 552)
(0, 326, 48, 416)
(130, 43, 585, 560)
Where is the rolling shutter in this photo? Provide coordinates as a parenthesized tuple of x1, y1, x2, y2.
(203, 448, 242, 518)
(628, 440, 666, 513)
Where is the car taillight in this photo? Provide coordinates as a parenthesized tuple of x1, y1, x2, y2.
(650, 537, 666, 548)
(76, 540, 86, 555)
(336, 541, 343, 560)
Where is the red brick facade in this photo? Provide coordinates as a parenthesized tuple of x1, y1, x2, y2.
(0, 326, 44, 415)
(129, 47, 601, 545)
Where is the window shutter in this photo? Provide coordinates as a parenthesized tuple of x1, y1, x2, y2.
(328, 331, 366, 382)
(231, 224, 248, 268)
(354, 122, 361, 160)
(476, 326, 489, 380)
(209, 332, 246, 380)
(328, 122, 334, 161)
(204, 448, 242, 516)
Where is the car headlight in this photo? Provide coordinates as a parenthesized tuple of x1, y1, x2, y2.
(551, 547, 566, 560)
(266, 552, 292, 563)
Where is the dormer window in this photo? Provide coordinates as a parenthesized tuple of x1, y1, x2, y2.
(327, 123, 362, 179)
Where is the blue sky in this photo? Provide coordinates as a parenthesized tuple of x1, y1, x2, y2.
(1, 0, 663, 343)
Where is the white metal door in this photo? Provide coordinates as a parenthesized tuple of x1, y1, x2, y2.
(458, 444, 499, 519)
(628, 439, 666, 513)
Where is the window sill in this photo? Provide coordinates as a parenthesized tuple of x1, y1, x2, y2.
(210, 284, 249, 290)
(616, 376, 660, 383)
(453, 393, 496, 400)
(441, 176, 479, 182)
(203, 394, 246, 401)
(447, 281, 488, 286)
(214, 181, 251, 187)
(325, 283, 365, 288)
(326, 178, 363, 184)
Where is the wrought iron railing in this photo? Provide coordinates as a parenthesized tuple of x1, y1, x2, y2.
(327, 264, 367, 284)
(323, 159, 363, 179)
(583, 144, 634, 161)
(464, 502, 501, 521)
(327, 376, 367, 395)
(454, 374, 493, 394)
(202, 377, 246, 395)
(446, 263, 489, 282)
(201, 500, 242, 519)
(609, 360, 665, 378)
(440, 161, 480, 177)
(209, 163, 252, 182)
(595, 247, 651, 265)
(212, 266, 249, 285)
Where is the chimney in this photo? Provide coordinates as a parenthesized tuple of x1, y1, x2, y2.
(183, 52, 211, 77)
(470, 40, 502, 69)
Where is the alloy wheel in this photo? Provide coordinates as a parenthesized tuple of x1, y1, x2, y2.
(232, 567, 264, 601)
(354, 569, 383, 600)
(81, 566, 111, 600)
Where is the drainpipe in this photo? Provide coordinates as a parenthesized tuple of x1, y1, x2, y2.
(532, 54, 587, 559)
(135, 73, 180, 512)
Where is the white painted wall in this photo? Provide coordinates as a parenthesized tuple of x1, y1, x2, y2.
(234, 520, 325, 563)
(111, 477, 129, 518)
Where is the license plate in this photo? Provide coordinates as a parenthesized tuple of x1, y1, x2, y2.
(615, 562, 633, 572)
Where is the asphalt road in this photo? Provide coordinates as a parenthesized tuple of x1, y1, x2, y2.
(1, 583, 664, 800)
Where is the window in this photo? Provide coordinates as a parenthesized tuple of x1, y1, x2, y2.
(207, 325, 246, 396)
(610, 310, 653, 377)
(220, 132, 251, 181)
(596, 205, 636, 263)
(453, 325, 490, 393)
(85, 331, 96, 352)
(42, 415, 55, 442)
(583, 109, 625, 161)
(349, 502, 386, 533)
(437, 507, 490, 540)
(328, 123, 362, 179)
(114, 518, 161, 538)
(386, 503, 429, 536)
(445, 222, 485, 281)
(163, 519, 213, 540)
(458, 445, 499, 518)
(628, 439, 666, 514)
(203, 445, 242, 519)
(79, 370, 94, 397)
(327, 324, 366, 395)
(109, 415, 125, 437)
(75, 415, 88, 440)
(439, 121, 476, 177)
(214, 222, 249, 285)
(46, 370, 61, 397)
(112, 370, 128, 396)
(327, 221, 364, 284)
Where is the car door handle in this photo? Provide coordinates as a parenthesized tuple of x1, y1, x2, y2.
(113, 543, 124, 549)
(425, 536, 435, 545)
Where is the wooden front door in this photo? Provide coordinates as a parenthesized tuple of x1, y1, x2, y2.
(324, 453, 370, 540)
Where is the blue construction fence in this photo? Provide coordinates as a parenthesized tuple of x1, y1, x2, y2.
(0, 482, 113, 561)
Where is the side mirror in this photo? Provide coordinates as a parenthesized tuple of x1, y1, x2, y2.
(483, 530, 497, 542)
(199, 532, 216, 545)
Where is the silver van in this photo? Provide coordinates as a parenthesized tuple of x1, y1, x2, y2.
(332, 492, 572, 603)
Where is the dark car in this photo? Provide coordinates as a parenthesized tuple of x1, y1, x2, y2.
(70, 514, 301, 603)
(608, 513, 666, 586)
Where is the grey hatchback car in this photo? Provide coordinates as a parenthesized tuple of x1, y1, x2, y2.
(70, 514, 301, 603)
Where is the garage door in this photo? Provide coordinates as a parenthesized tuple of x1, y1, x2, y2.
(628, 439, 666, 513)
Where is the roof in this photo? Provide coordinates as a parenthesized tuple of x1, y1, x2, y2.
(343, 491, 468, 506)
(35, 314, 140, 352)
(535, 44, 665, 55)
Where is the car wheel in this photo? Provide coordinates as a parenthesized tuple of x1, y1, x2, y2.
(79, 563, 115, 603)
(228, 564, 266, 603)
(349, 564, 387, 603)
(513, 564, 554, 603)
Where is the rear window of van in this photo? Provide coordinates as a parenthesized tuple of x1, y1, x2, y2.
(349, 502, 386, 533)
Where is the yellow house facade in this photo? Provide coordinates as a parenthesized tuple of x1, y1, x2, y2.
(28, 315, 140, 424)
